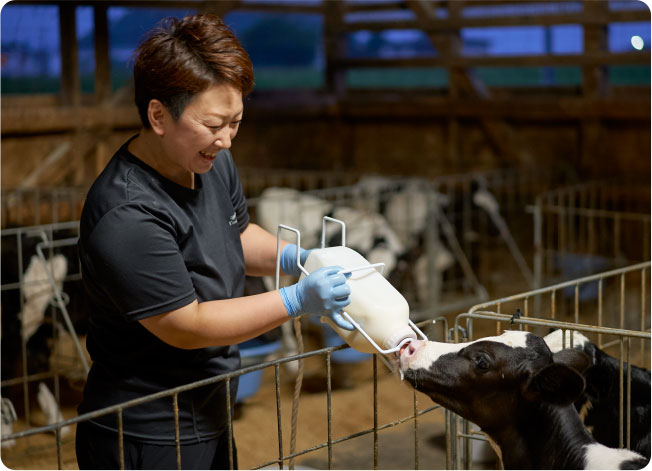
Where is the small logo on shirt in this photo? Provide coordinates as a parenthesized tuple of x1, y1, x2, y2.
(228, 212, 238, 226)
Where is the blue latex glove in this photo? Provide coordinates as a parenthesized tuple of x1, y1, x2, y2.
(280, 266, 355, 330)
(280, 243, 312, 276)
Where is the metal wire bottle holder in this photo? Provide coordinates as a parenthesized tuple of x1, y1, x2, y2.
(275, 215, 428, 358)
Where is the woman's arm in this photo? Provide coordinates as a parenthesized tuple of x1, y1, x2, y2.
(139, 291, 289, 349)
(240, 222, 289, 276)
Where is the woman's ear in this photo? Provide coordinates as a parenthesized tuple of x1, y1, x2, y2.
(147, 99, 167, 135)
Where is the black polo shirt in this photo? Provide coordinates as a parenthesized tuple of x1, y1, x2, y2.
(77, 136, 249, 444)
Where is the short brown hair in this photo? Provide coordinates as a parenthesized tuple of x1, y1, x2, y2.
(132, 13, 254, 128)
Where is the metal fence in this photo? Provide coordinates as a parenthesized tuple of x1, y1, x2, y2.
(1, 221, 87, 454)
(1, 315, 451, 470)
(530, 181, 651, 291)
(0, 169, 362, 230)
(1, 188, 88, 229)
(249, 166, 566, 320)
(448, 261, 651, 470)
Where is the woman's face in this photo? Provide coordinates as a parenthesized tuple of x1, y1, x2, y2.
(157, 83, 243, 182)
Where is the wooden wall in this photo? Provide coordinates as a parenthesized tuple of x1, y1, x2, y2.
(1, 0, 650, 190)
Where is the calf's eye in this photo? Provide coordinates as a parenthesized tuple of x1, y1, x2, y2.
(475, 355, 490, 370)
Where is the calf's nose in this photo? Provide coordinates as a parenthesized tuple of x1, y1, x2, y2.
(401, 339, 425, 360)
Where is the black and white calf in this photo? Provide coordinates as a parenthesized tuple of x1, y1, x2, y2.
(544, 330, 651, 459)
(1, 228, 87, 442)
(398, 330, 649, 470)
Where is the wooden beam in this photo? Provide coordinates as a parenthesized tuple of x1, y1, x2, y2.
(340, 9, 649, 32)
(199, 0, 241, 16)
(336, 50, 649, 68)
(11, 0, 322, 13)
(59, 3, 81, 106)
(0, 95, 649, 137)
(1, 104, 141, 134)
(334, 96, 650, 121)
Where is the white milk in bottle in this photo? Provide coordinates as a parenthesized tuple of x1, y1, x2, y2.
(301, 246, 416, 354)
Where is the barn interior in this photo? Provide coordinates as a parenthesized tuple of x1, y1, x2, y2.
(1, 1, 650, 469)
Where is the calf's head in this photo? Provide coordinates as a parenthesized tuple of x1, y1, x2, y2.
(398, 330, 590, 433)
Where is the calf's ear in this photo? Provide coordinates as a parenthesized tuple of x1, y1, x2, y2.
(553, 349, 592, 375)
(523, 363, 586, 406)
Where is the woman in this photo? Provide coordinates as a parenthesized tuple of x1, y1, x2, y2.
(75, 13, 353, 469)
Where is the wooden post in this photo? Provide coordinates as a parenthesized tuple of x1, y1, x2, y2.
(406, 0, 531, 168)
(94, 4, 111, 103)
(324, 1, 347, 98)
(446, 1, 463, 169)
(581, 0, 608, 177)
(59, 2, 81, 107)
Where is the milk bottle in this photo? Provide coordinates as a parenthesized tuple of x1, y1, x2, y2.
(301, 245, 417, 354)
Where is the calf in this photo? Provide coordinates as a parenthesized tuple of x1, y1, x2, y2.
(1, 228, 88, 434)
(398, 330, 649, 470)
(544, 330, 651, 459)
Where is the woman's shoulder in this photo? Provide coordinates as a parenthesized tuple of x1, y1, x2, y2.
(82, 145, 168, 229)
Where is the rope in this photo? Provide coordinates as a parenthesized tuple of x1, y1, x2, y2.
(288, 317, 304, 470)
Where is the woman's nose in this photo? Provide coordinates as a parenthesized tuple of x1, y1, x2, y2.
(214, 129, 232, 149)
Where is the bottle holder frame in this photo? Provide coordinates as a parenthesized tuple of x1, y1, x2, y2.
(275, 216, 428, 357)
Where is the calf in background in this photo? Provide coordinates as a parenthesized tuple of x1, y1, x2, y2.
(544, 329, 651, 459)
(398, 330, 649, 470)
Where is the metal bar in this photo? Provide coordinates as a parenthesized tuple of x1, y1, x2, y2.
(118, 409, 125, 471)
(626, 337, 632, 450)
(373, 355, 379, 470)
(173, 394, 181, 470)
(55, 428, 62, 470)
(621, 273, 626, 330)
(537, 204, 650, 222)
(35, 238, 90, 373)
(619, 337, 624, 448)
(456, 312, 650, 340)
(468, 262, 651, 314)
(326, 353, 333, 470)
(322, 216, 346, 248)
(226, 378, 234, 470)
(598, 279, 604, 348)
(642, 268, 647, 367)
(574, 284, 579, 324)
(274, 364, 284, 469)
(463, 416, 471, 469)
(413, 389, 419, 470)
(0, 220, 80, 236)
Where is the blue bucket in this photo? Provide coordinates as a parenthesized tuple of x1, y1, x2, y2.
(557, 253, 610, 301)
(322, 325, 372, 364)
(236, 339, 281, 403)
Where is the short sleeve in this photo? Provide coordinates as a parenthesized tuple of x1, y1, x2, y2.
(82, 203, 196, 321)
